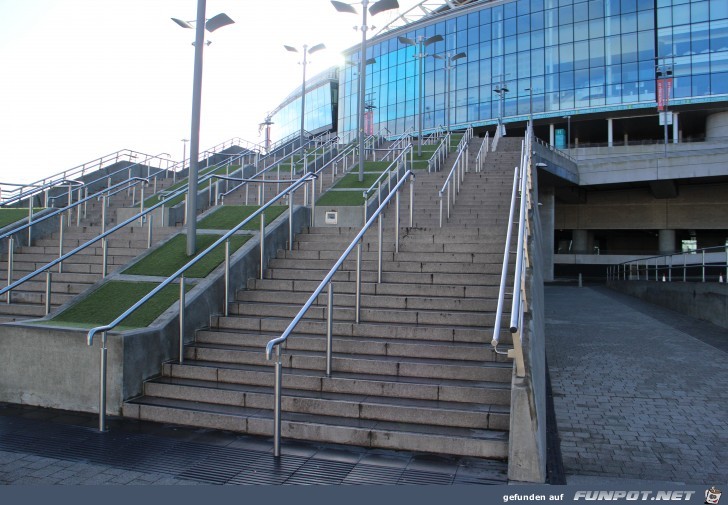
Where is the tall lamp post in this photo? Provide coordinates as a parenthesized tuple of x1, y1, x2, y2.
(331, 0, 399, 182)
(656, 58, 673, 157)
(524, 87, 533, 131)
(172, 2, 234, 256)
(284, 43, 326, 151)
(432, 51, 466, 134)
(493, 79, 509, 137)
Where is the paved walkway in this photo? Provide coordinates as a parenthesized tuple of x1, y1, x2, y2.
(0, 403, 507, 485)
(545, 285, 728, 485)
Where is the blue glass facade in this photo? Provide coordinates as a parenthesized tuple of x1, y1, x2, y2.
(335, 0, 728, 142)
(270, 76, 338, 142)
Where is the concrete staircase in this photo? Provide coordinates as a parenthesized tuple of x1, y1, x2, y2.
(123, 136, 523, 460)
(0, 181, 179, 323)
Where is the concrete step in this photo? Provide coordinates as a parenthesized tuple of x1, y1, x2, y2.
(123, 396, 508, 459)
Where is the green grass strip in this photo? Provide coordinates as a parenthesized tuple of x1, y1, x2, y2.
(198, 205, 287, 231)
(123, 233, 250, 278)
(316, 191, 365, 206)
(49, 280, 189, 329)
(0, 208, 45, 228)
(334, 173, 382, 189)
(144, 165, 239, 208)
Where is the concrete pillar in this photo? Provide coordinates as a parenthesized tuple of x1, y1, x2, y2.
(672, 112, 679, 144)
(539, 186, 555, 282)
(623, 133, 628, 146)
(572, 229, 589, 254)
(659, 229, 676, 254)
(607, 118, 614, 147)
(549, 124, 555, 146)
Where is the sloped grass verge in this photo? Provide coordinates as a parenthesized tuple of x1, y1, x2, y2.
(198, 205, 287, 231)
(48, 281, 190, 329)
(0, 208, 45, 228)
(123, 233, 250, 278)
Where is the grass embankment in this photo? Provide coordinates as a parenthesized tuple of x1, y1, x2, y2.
(144, 165, 240, 209)
(49, 280, 190, 329)
(0, 208, 45, 228)
(197, 205, 287, 231)
(316, 165, 391, 206)
(123, 233, 250, 278)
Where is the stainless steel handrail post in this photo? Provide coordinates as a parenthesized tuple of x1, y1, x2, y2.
(377, 214, 383, 284)
(439, 193, 443, 228)
(6, 238, 13, 304)
(99, 331, 108, 432)
(355, 241, 362, 324)
(395, 190, 400, 254)
(224, 239, 230, 317)
(58, 215, 64, 274)
(139, 186, 145, 226)
(326, 283, 333, 377)
(669, 255, 672, 282)
(310, 178, 316, 228)
(101, 237, 108, 278)
(409, 175, 414, 227)
(288, 189, 294, 251)
(260, 212, 266, 280)
(179, 275, 186, 363)
(273, 345, 282, 457)
(683, 254, 686, 282)
(147, 215, 154, 249)
(45, 270, 52, 315)
(101, 195, 107, 234)
(702, 250, 706, 282)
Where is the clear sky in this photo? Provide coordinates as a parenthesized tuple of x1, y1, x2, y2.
(0, 0, 421, 184)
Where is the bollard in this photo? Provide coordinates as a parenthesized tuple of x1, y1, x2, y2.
(578, 273, 582, 287)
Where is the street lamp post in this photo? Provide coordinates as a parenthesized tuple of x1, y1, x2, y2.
(284, 43, 326, 152)
(432, 51, 466, 134)
(172, 2, 234, 256)
(332, 0, 399, 182)
(493, 78, 509, 137)
(656, 58, 673, 157)
(177, 139, 189, 184)
(524, 87, 533, 131)
(398, 34, 443, 157)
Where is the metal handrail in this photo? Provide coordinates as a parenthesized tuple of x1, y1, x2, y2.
(532, 136, 576, 163)
(608, 245, 728, 283)
(362, 145, 413, 221)
(427, 133, 451, 172)
(475, 132, 490, 172)
(86, 172, 316, 431)
(265, 169, 415, 456)
(437, 130, 472, 227)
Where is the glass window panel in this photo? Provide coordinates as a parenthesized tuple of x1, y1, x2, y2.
(575, 68, 590, 88)
(712, 72, 728, 94)
(672, 75, 691, 98)
(691, 1, 709, 23)
(505, 17, 517, 37)
(692, 22, 710, 54)
(621, 12, 637, 33)
(590, 18, 605, 38)
(545, 8, 558, 28)
(575, 2, 589, 22)
(546, 45, 560, 74)
(673, 24, 692, 56)
(468, 43, 480, 60)
(590, 0, 605, 19)
(622, 81, 638, 102)
(590, 38, 605, 66)
(607, 15, 621, 35)
(711, 19, 728, 52)
(590, 85, 606, 105)
(531, 11, 545, 30)
(468, 27, 479, 46)
(638, 30, 654, 61)
(606, 84, 621, 104)
(621, 0, 636, 13)
(480, 40, 492, 59)
(505, 1, 517, 18)
(518, 32, 531, 51)
(546, 26, 559, 45)
(639, 60, 654, 80)
(606, 64, 622, 84)
(622, 33, 638, 62)
(531, 47, 545, 75)
(712, 50, 728, 73)
(575, 40, 590, 68)
(622, 61, 638, 81)
(605, 0, 620, 16)
(560, 43, 574, 72)
(532, 29, 545, 48)
(518, 51, 531, 78)
(692, 53, 710, 74)
(711, 0, 728, 20)
(480, 8, 492, 25)
(637, 9, 654, 31)
(492, 36, 503, 57)
(672, 4, 690, 26)
(517, 0, 530, 16)
(658, 27, 673, 57)
(657, 6, 671, 27)
(457, 28, 468, 49)
(606, 35, 622, 64)
(546, 91, 560, 111)
(559, 24, 574, 43)
(559, 5, 573, 24)
(575, 21, 590, 41)
(639, 80, 654, 101)
(518, 14, 530, 33)
(638, 0, 651, 10)
(560, 89, 574, 109)
(505, 35, 518, 54)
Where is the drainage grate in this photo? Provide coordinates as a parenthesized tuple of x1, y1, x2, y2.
(229, 454, 308, 485)
(177, 447, 268, 484)
(284, 459, 356, 485)
(342, 464, 403, 485)
(398, 470, 455, 485)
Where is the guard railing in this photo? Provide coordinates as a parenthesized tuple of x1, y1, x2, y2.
(265, 169, 415, 456)
(475, 132, 490, 172)
(437, 128, 473, 227)
(86, 171, 316, 432)
(608, 246, 728, 283)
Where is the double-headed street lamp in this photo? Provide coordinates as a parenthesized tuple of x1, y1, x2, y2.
(284, 43, 326, 151)
(172, 1, 234, 256)
(331, 0, 399, 182)
(432, 51, 466, 134)
(398, 34, 443, 156)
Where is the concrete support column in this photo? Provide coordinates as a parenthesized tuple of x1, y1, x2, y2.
(607, 118, 614, 147)
(672, 112, 679, 144)
(549, 124, 555, 146)
(659, 229, 676, 254)
(572, 229, 590, 254)
(539, 186, 555, 282)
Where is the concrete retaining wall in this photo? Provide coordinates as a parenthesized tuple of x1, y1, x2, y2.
(0, 207, 309, 415)
(607, 280, 728, 330)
